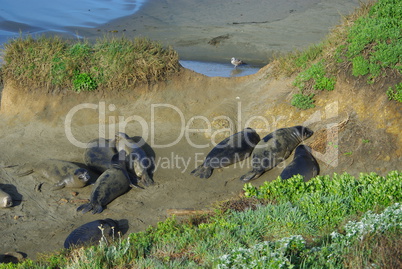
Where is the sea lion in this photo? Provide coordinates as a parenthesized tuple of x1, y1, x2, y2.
(0, 251, 25, 263)
(64, 218, 120, 249)
(240, 126, 314, 182)
(0, 188, 12, 208)
(83, 138, 117, 174)
(280, 145, 319, 181)
(17, 159, 90, 190)
(115, 132, 154, 187)
(191, 127, 261, 178)
(77, 151, 131, 214)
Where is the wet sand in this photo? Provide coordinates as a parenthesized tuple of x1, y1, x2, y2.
(69, 0, 361, 65)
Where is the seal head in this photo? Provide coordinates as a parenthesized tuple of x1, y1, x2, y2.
(0, 189, 12, 208)
(115, 132, 154, 187)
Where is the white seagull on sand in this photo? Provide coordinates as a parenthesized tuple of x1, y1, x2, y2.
(231, 57, 245, 68)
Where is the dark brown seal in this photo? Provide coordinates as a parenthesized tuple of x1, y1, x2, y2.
(115, 132, 154, 187)
(83, 138, 117, 174)
(64, 218, 120, 248)
(77, 151, 131, 214)
(240, 126, 314, 182)
(191, 128, 260, 178)
(280, 144, 319, 181)
(17, 159, 90, 190)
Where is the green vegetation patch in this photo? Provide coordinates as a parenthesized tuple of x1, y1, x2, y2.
(1, 35, 180, 92)
(218, 203, 402, 269)
(344, 0, 402, 83)
(4, 171, 401, 268)
(244, 171, 402, 217)
(244, 171, 402, 234)
(291, 93, 315, 110)
(387, 81, 402, 102)
(293, 61, 336, 93)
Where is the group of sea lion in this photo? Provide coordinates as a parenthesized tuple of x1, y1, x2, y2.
(191, 125, 319, 182)
(78, 132, 155, 214)
(3, 126, 319, 252)
(11, 132, 153, 215)
(1, 132, 151, 250)
(64, 125, 319, 250)
(1, 132, 154, 251)
(64, 132, 156, 248)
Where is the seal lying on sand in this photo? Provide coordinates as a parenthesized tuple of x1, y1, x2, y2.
(280, 145, 319, 181)
(240, 126, 314, 182)
(77, 151, 131, 214)
(0, 187, 12, 208)
(0, 252, 25, 263)
(115, 132, 154, 187)
(191, 128, 260, 178)
(64, 218, 120, 249)
(17, 159, 90, 190)
(83, 138, 117, 174)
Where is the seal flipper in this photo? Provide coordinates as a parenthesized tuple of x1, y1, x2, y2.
(16, 169, 34, 177)
(239, 169, 264, 182)
(51, 182, 65, 191)
(91, 204, 104, 214)
(77, 203, 93, 213)
(141, 173, 154, 187)
(191, 165, 213, 179)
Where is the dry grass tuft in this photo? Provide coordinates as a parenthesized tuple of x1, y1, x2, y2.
(308, 116, 349, 153)
(218, 196, 269, 213)
(1, 35, 180, 92)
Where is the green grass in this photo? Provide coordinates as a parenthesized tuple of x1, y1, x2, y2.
(2, 171, 401, 268)
(274, 0, 402, 107)
(1, 35, 180, 92)
(387, 82, 402, 102)
(344, 0, 402, 83)
(291, 93, 315, 110)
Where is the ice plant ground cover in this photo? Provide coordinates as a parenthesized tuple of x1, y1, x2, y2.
(215, 203, 402, 269)
(243, 171, 402, 231)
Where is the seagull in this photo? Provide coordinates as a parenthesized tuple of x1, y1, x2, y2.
(231, 57, 245, 68)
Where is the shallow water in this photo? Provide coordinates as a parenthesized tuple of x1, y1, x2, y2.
(0, 0, 145, 44)
(179, 60, 262, 78)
